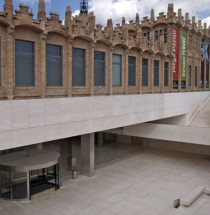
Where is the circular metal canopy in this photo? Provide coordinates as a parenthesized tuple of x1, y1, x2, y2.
(0, 150, 60, 172)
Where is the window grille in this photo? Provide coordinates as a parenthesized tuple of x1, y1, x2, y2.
(154, 60, 159, 86)
(164, 62, 169, 86)
(142, 58, 148, 86)
(94, 51, 105, 86)
(47, 44, 62, 86)
(72, 48, 86, 86)
(195, 66, 198, 87)
(15, 40, 35, 87)
(164, 29, 167, 43)
(112, 54, 122, 86)
(128, 56, 136, 86)
(188, 65, 192, 86)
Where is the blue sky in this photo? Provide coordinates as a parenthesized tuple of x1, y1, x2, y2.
(0, 0, 79, 20)
(0, 0, 209, 26)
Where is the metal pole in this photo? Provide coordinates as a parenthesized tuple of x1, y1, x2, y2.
(58, 161, 61, 188)
(10, 171, 13, 199)
(27, 171, 31, 200)
(54, 164, 57, 191)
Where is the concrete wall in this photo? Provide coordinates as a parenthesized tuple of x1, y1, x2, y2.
(0, 92, 209, 151)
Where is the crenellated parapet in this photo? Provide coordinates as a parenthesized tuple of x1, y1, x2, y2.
(0, 0, 209, 48)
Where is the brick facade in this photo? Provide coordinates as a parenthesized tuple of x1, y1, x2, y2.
(0, 0, 209, 99)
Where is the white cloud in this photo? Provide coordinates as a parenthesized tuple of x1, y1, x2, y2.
(72, 10, 80, 17)
(202, 17, 210, 26)
(80, 0, 210, 27)
(18, 0, 51, 5)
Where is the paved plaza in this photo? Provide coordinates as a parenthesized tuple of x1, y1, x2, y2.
(1, 148, 210, 215)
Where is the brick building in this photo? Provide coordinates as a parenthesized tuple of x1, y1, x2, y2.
(1, 0, 210, 204)
(0, 0, 209, 100)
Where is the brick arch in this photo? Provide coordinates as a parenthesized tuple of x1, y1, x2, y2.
(96, 39, 112, 46)
(73, 35, 94, 42)
(15, 24, 43, 33)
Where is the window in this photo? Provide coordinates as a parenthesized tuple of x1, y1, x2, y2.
(46, 44, 62, 86)
(164, 62, 169, 86)
(72, 48, 86, 86)
(94, 51, 105, 86)
(154, 28, 167, 43)
(154, 60, 159, 86)
(128, 56, 136, 86)
(15, 40, 35, 87)
(164, 29, 167, 43)
(189, 34, 193, 50)
(112, 54, 122, 86)
(195, 66, 198, 87)
(188, 65, 192, 86)
(143, 32, 150, 40)
(142, 58, 148, 86)
(155, 30, 159, 41)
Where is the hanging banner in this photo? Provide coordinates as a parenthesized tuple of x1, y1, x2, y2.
(172, 28, 179, 86)
(181, 30, 187, 83)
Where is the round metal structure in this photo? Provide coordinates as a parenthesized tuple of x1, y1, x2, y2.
(0, 150, 60, 201)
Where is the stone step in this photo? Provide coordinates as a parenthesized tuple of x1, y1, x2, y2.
(181, 186, 205, 207)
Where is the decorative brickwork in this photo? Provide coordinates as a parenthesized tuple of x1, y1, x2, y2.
(0, 0, 209, 99)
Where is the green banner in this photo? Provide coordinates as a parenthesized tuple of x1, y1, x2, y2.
(181, 30, 187, 81)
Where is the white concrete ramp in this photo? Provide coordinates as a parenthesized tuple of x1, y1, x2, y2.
(190, 96, 210, 128)
(109, 122, 210, 146)
(181, 186, 205, 207)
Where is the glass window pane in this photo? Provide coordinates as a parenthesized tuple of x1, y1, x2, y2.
(94, 51, 105, 86)
(128, 56, 136, 86)
(112, 54, 122, 86)
(72, 48, 86, 86)
(188, 65, 192, 86)
(164, 62, 169, 86)
(113, 54, 121, 64)
(47, 45, 62, 86)
(142, 58, 148, 86)
(195, 66, 198, 87)
(154, 60, 159, 87)
(15, 40, 35, 87)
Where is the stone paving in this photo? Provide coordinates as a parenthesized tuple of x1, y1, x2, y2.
(1, 148, 210, 215)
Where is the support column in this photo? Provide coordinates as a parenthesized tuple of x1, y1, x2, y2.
(198, 38, 202, 90)
(27, 170, 31, 200)
(89, 42, 95, 95)
(81, 133, 95, 177)
(108, 46, 113, 95)
(139, 53, 142, 93)
(6, 26, 14, 100)
(40, 33, 46, 98)
(150, 55, 154, 93)
(161, 57, 164, 93)
(124, 49, 129, 94)
(68, 38, 73, 96)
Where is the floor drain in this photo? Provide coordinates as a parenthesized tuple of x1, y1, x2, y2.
(173, 199, 180, 209)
